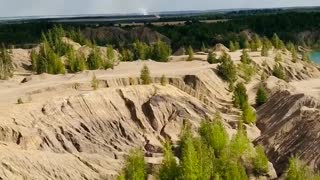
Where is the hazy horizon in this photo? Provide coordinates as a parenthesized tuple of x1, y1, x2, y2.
(0, 0, 320, 18)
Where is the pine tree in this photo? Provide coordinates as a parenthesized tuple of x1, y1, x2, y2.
(256, 85, 268, 106)
(104, 45, 115, 69)
(91, 74, 99, 90)
(121, 49, 134, 61)
(30, 49, 38, 72)
(272, 63, 286, 80)
(140, 64, 152, 85)
(217, 53, 237, 84)
(151, 40, 172, 62)
(0, 46, 13, 80)
(122, 149, 146, 180)
(187, 46, 194, 61)
(244, 40, 250, 49)
(87, 48, 102, 70)
(179, 126, 200, 180)
(253, 145, 269, 175)
(229, 41, 236, 52)
(133, 40, 149, 60)
(242, 103, 257, 124)
(199, 119, 228, 157)
(158, 140, 179, 180)
(233, 83, 248, 109)
(261, 45, 269, 57)
(235, 41, 240, 50)
(207, 52, 218, 64)
(240, 50, 252, 64)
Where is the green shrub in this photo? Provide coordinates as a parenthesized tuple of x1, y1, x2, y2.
(121, 49, 134, 61)
(132, 40, 150, 60)
(240, 50, 252, 64)
(242, 104, 257, 124)
(158, 140, 179, 180)
(193, 138, 214, 180)
(272, 63, 287, 80)
(179, 125, 200, 180)
(256, 85, 268, 106)
(87, 48, 103, 70)
(187, 46, 194, 61)
(0, 46, 13, 80)
(228, 130, 251, 159)
(253, 145, 269, 175)
(199, 119, 228, 157)
(217, 53, 237, 84)
(261, 45, 269, 57)
(160, 75, 168, 86)
(151, 40, 172, 62)
(238, 63, 255, 83)
(229, 41, 236, 52)
(224, 161, 248, 180)
(233, 83, 248, 109)
(207, 52, 218, 64)
(91, 74, 99, 90)
(285, 158, 320, 180)
(121, 149, 146, 180)
(140, 65, 152, 85)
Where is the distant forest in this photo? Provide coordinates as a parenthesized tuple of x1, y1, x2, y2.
(1, 12, 320, 50)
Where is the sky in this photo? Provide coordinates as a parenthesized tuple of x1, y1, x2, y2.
(0, 0, 320, 17)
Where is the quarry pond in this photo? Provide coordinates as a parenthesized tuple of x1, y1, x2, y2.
(310, 51, 320, 64)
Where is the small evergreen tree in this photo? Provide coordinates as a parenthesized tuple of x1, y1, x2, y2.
(179, 126, 200, 180)
(253, 145, 269, 175)
(140, 64, 152, 85)
(121, 49, 134, 61)
(285, 158, 320, 180)
(151, 40, 172, 62)
(244, 40, 250, 49)
(229, 41, 236, 52)
(242, 104, 257, 124)
(217, 53, 237, 84)
(91, 74, 99, 90)
(272, 63, 287, 80)
(235, 41, 240, 50)
(0, 46, 13, 80)
(30, 49, 38, 72)
(240, 50, 252, 64)
(87, 48, 102, 70)
(187, 46, 194, 61)
(256, 85, 268, 106)
(158, 140, 179, 180)
(121, 149, 146, 180)
(261, 45, 269, 57)
(207, 52, 218, 64)
(233, 83, 248, 109)
(199, 119, 228, 157)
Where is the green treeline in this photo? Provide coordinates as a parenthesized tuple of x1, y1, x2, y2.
(30, 25, 171, 75)
(1, 12, 320, 50)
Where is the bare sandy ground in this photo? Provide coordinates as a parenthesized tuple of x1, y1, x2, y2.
(0, 60, 216, 106)
(290, 78, 320, 98)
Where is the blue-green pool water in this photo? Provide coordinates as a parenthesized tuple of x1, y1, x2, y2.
(310, 51, 320, 64)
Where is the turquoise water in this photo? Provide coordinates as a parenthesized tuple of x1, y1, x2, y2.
(310, 51, 320, 64)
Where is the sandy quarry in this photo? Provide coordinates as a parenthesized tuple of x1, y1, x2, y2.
(0, 45, 320, 179)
